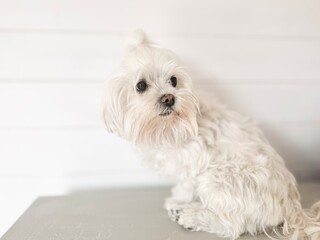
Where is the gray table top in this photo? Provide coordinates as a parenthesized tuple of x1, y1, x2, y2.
(2, 182, 320, 240)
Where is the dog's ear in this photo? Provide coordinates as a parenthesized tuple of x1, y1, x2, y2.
(102, 73, 129, 136)
(125, 29, 151, 51)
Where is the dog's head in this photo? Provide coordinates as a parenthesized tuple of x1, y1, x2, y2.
(103, 30, 199, 147)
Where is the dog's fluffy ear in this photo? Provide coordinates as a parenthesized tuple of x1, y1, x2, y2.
(102, 73, 129, 136)
(125, 29, 150, 51)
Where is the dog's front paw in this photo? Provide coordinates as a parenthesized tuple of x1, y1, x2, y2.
(176, 208, 198, 231)
(168, 206, 198, 231)
(168, 208, 181, 222)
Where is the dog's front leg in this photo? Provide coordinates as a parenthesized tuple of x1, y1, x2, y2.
(164, 179, 194, 211)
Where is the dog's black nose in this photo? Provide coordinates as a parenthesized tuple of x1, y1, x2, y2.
(160, 94, 175, 107)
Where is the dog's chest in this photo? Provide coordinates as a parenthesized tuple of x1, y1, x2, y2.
(140, 140, 211, 179)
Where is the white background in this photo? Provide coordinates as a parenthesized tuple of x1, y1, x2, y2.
(0, 0, 320, 236)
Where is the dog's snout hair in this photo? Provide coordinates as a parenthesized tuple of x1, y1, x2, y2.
(160, 94, 175, 107)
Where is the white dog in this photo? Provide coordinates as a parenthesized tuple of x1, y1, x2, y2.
(102, 30, 320, 240)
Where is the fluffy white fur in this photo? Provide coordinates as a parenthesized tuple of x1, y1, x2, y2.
(102, 30, 320, 240)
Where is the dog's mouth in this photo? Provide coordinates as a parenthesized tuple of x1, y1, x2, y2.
(159, 108, 174, 117)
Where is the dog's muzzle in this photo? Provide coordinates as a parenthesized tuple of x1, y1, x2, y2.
(159, 94, 175, 116)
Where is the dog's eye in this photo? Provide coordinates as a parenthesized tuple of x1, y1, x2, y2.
(136, 80, 147, 93)
(170, 76, 177, 87)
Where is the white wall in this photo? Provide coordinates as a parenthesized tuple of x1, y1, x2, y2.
(0, 0, 320, 236)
